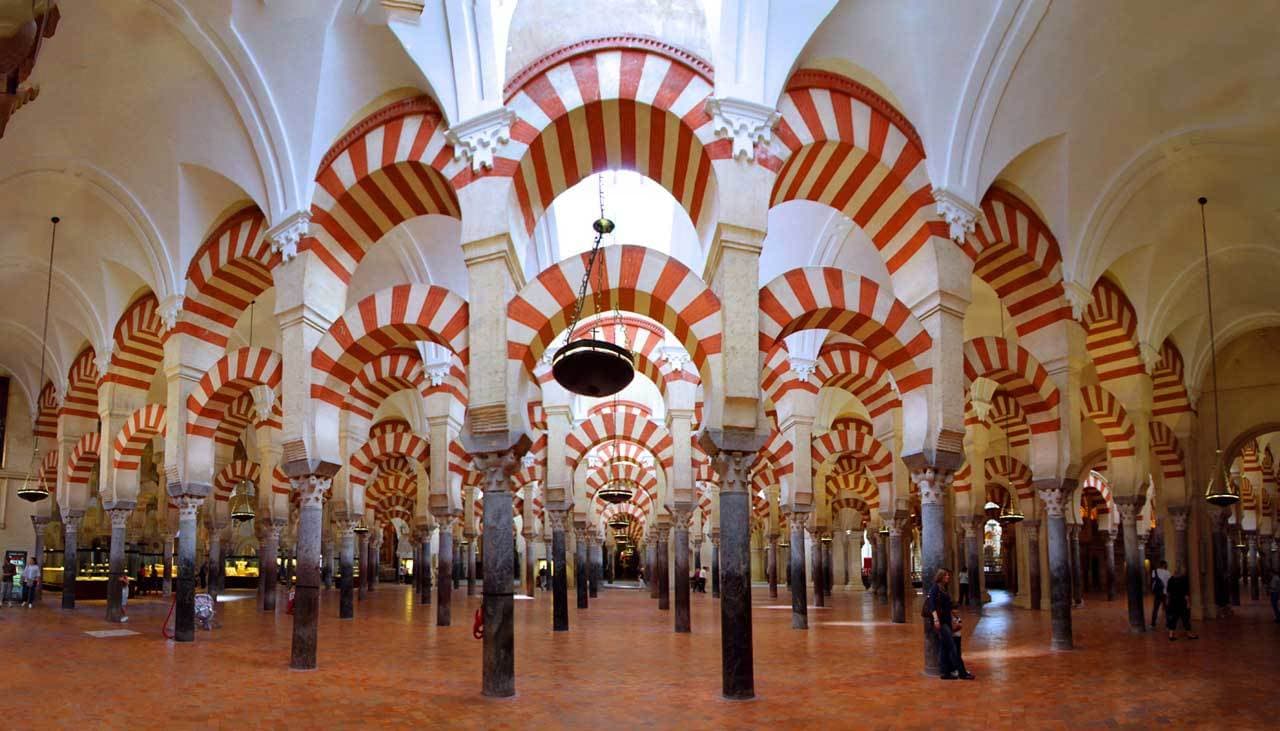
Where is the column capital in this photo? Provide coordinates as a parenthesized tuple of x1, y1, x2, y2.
(267, 210, 311, 263)
(546, 509, 569, 531)
(1112, 495, 1145, 524)
(60, 511, 83, 531)
(335, 519, 355, 539)
(1035, 478, 1078, 519)
(931, 187, 980, 243)
(289, 474, 333, 508)
(1166, 505, 1190, 531)
(175, 496, 203, 521)
(704, 97, 780, 162)
(107, 507, 132, 530)
(1066, 523, 1081, 540)
(904, 454, 960, 506)
(789, 511, 811, 531)
(30, 515, 50, 529)
(670, 504, 694, 527)
(1208, 505, 1231, 531)
(887, 512, 911, 537)
(445, 107, 516, 172)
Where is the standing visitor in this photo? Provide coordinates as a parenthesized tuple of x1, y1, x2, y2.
(924, 568, 975, 680)
(1164, 566, 1197, 641)
(21, 559, 41, 608)
(958, 567, 970, 605)
(1, 558, 15, 607)
(1150, 560, 1170, 628)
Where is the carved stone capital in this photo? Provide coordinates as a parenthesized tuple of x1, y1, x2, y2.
(158, 294, 184, 333)
(175, 496, 204, 521)
(107, 508, 132, 530)
(670, 505, 693, 528)
(250, 385, 277, 426)
(267, 211, 311, 263)
(93, 346, 114, 380)
(711, 450, 756, 493)
(446, 107, 517, 172)
(1166, 506, 1190, 532)
(931, 187, 980, 243)
(335, 519, 355, 539)
(547, 510, 569, 531)
(290, 475, 332, 509)
(1063, 281, 1093, 321)
(1035, 479, 1076, 519)
(1208, 505, 1231, 532)
(1112, 495, 1145, 525)
(789, 511, 811, 533)
(424, 361, 451, 387)
(473, 449, 520, 494)
(887, 512, 910, 537)
(704, 97, 780, 163)
(789, 356, 817, 383)
(910, 465, 955, 506)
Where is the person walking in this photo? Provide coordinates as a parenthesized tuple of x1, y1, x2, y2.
(1165, 565, 1197, 640)
(958, 568, 970, 605)
(1150, 560, 1171, 628)
(1, 559, 16, 607)
(924, 568, 975, 680)
(21, 559, 41, 608)
(1268, 571, 1280, 623)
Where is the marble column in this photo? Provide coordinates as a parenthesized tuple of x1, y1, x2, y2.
(656, 525, 670, 611)
(473, 449, 520, 699)
(207, 528, 223, 603)
(1002, 527, 1016, 594)
(549, 511, 568, 631)
(849, 530, 863, 588)
(884, 516, 906, 625)
(964, 518, 982, 609)
(105, 507, 131, 623)
(709, 448, 756, 700)
(466, 533, 477, 597)
(163, 534, 174, 597)
(338, 521, 355, 619)
(1167, 507, 1190, 573)
(766, 534, 778, 598)
(422, 528, 435, 606)
(321, 535, 333, 590)
(289, 475, 330, 670)
(673, 507, 692, 632)
(1114, 496, 1146, 632)
(173, 499, 200, 642)
(436, 516, 456, 626)
(574, 527, 589, 610)
(1035, 483, 1074, 650)
(1228, 530, 1242, 607)
(711, 533, 721, 598)
(909, 463, 953, 675)
(1024, 520, 1042, 611)
(647, 536, 659, 599)
(1101, 530, 1116, 601)
(261, 521, 283, 611)
(1067, 523, 1084, 607)
(357, 530, 370, 602)
(30, 516, 48, 603)
(1246, 531, 1260, 601)
(368, 533, 380, 593)
(523, 530, 536, 597)
(588, 534, 600, 599)
(789, 513, 810, 629)
(811, 529, 825, 609)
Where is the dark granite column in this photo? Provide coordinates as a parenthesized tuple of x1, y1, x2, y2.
(693, 538, 703, 571)
(356, 531, 368, 602)
(1101, 529, 1116, 601)
(421, 527, 434, 605)
(1113, 495, 1146, 633)
(704, 445, 759, 700)
(877, 528, 890, 604)
(436, 516, 456, 626)
(369, 533, 381, 593)
(647, 535, 659, 599)
(1024, 520, 1042, 610)
(656, 525, 670, 611)
(1002, 526, 1016, 595)
(766, 534, 778, 598)
(1246, 531, 1260, 600)
(588, 534, 600, 599)
(550, 510, 569, 631)
(289, 473, 332, 670)
(1167, 507, 1189, 574)
(907, 461, 955, 675)
(173, 499, 200, 642)
(163, 534, 173, 597)
(104, 507, 130, 622)
(965, 517, 982, 609)
(261, 521, 282, 611)
(1068, 523, 1084, 607)
(472, 448, 522, 699)
(466, 532, 477, 597)
(338, 521, 355, 618)
(789, 512, 810, 629)
(30, 516, 48, 603)
(823, 535, 833, 597)
(1037, 481, 1075, 649)
(1229, 530, 1242, 607)
(673, 507, 691, 633)
(887, 513, 906, 625)
(811, 527, 825, 609)
(1209, 507, 1230, 613)
(207, 528, 223, 603)
(523, 530, 536, 597)
(711, 533, 721, 598)
(574, 527, 589, 609)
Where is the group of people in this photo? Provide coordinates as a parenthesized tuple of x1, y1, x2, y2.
(1, 559, 42, 608)
(1147, 560, 1197, 640)
(689, 567, 708, 593)
(923, 568, 976, 681)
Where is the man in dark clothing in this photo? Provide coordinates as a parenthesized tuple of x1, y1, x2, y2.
(1164, 566, 1197, 640)
(925, 568, 974, 680)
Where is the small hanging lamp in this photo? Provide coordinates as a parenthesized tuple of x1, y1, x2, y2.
(551, 176, 635, 397)
(1197, 198, 1240, 507)
(998, 497, 1024, 525)
(596, 478, 636, 505)
(17, 217, 59, 503)
(229, 479, 256, 522)
(353, 518, 370, 535)
(607, 515, 630, 530)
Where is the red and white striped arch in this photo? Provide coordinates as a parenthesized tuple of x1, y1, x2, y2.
(1148, 421, 1186, 480)
(308, 96, 462, 284)
(178, 206, 275, 348)
(213, 459, 260, 502)
(372, 491, 417, 526)
(1080, 470, 1113, 516)
(65, 432, 101, 488)
(213, 393, 256, 447)
(61, 346, 99, 420)
(565, 410, 674, 471)
(1083, 278, 1144, 382)
(759, 341, 817, 407)
(37, 450, 58, 492)
(368, 471, 417, 505)
(989, 393, 1031, 449)
(112, 405, 166, 471)
(105, 292, 166, 391)
(186, 348, 283, 440)
(508, 245, 720, 378)
(811, 428, 894, 494)
(829, 495, 872, 521)
(504, 38, 725, 235)
(369, 419, 412, 440)
(349, 430, 430, 488)
(1151, 338, 1192, 417)
(347, 350, 426, 420)
(962, 337, 1061, 435)
(34, 381, 59, 439)
(759, 268, 931, 393)
(815, 342, 901, 418)
(1080, 385, 1136, 459)
(1240, 443, 1261, 512)
(986, 455, 1035, 500)
(965, 187, 1070, 336)
(311, 284, 469, 406)
(824, 471, 880, 509)
(768, 70, 946, 274)
(586, 460, 658, 512)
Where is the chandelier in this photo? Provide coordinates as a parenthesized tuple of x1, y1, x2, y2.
(353, 518, 370, 535)
(607, 515, 630, 530)
(998, 497, 1024, 525)
(597, 479, 636, 505)
(551, 176, 635, 397)
(1197, 198, 1239, 507)
(228, 479, 256, 522)
(17, 216, 58, 503)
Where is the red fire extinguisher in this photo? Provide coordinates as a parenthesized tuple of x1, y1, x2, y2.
(472, 607, 484, 639)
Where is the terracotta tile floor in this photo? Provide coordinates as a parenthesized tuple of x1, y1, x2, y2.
(4, 582, 1276, 729)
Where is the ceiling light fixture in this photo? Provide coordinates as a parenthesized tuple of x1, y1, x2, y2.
(17, 216, 58, 503)
(1198, 197, 1240, 508)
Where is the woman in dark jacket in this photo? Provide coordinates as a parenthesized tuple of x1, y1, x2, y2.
(1164, 566, 1198, 640)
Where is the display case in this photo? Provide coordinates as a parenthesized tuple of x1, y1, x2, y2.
(41, 548, 112, 599)
(223, 554, 260, 589)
